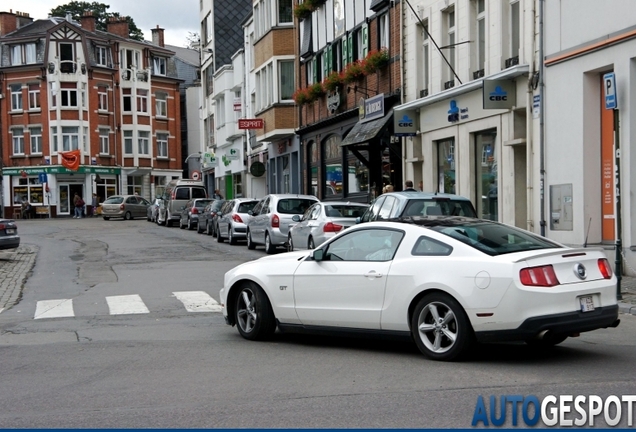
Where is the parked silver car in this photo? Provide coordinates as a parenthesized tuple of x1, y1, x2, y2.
(146, 198, 162, 222)
(179, 198, 213, 230)
(287, 201, 369, 251)
(215, 198, 259, 245)
(246, 194, 319, 254)
(102, 195, 151, 220)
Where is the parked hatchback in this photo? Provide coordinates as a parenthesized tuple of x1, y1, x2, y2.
(215, 198, 259, 244)
(246, 194, 319, 254)
(179, 198, 213, 230)
(102, 195, 151, 220)
(359, 192, 477, 223)
(197, 199, 226, 236)
(0, 218, 20, 250)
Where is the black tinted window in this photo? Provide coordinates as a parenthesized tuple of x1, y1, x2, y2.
(412, 236, 453, 256)
(238, 201, 257, 213)
(175, 188, 189, 200)
(195, 199, 212, 208)
(191, 188, 207, 199)
(277, 198, 317, 214)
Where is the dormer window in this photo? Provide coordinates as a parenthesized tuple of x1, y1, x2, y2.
(10, 43, 37, 65)
(153, 57, 166, 75)
(95, 45, 110, 67)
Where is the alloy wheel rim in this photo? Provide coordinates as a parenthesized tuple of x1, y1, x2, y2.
(237, 289, 257, 333)
(417, 301, 458, 354)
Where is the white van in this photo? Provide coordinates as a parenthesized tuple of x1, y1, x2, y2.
(157, 179, 207, 227)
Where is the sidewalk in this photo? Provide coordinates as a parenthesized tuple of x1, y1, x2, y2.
(617, 275, 636, 315)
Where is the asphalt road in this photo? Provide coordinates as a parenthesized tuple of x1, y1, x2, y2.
(1, 217, 635, 428)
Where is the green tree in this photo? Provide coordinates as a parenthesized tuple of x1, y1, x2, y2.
(49, 1, 144, 41)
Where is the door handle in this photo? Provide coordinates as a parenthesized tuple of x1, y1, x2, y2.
(364, 271, 383, 278)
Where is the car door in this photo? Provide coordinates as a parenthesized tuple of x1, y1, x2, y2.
(137, 197, 150, 217)
(292, 227, 404, 329)
(251, 196, 270, 244)
(217, 201, 232, 237)
(294, 204, 317, 247)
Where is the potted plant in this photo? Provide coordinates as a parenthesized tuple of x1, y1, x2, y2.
(307, 82, 325, 100)
(363, 48, 390, 74)
(343, 60, 366, 83)
(322, 71, 344, 92)
(293, 87, 311, 105)
(293, 2, 313, 20)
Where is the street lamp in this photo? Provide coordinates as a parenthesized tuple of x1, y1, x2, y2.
(184, 152, 202, 162)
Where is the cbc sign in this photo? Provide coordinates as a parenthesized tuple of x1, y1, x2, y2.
(483, 79, 515, 109)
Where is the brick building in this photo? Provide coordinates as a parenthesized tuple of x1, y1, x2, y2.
(0, 10, 182, 218)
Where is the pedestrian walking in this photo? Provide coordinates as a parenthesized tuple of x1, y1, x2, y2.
(212, 189, 223, 199)
(73, 193, 85, 218)
(403, 180, 417, 192)
(91, 193, 98, 217)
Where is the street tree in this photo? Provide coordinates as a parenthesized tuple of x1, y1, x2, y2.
(49, 1, 144, 40)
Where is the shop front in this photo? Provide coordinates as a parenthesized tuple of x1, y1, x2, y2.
(268, 137, 301, 195)
(215, 142, 245, 200)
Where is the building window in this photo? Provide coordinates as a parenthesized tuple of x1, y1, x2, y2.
(157, 132, 168, 157)
(11, 45, 23, 64)
(51, 127, 58, 152)
(127, 176, 143, 195)
(61, 126, 79, 151)
(444, 8, 456, 84)
(217, 95, 226, 126)
(98, 87, 108, 111)
(95, 45, 109, 66)
(156, 92, 167, 117)
(324, 135, 343, 197)
(205, 67, 214, 96)
(120, 48, 140, 70)
(60, 83, 78, 107)
(437, 138, 455, 194)
(12, 128, 25, 155)
(153, 57, 166, 75)
(123, 88, 132, 112)
(475, 130, 497, 221)
(59, 42, 75, 73)
(30, 127, 42, 154)
(308, 141, 319, 197)
(138, 131, 150, 155)
(420, 20, 430, 96)
(10, 84, 23, 111)
(99, 129, 110, 154)
(137, 89, 148, 113)
(306, 58, 316, 85)
(83, 126, 88, 152)
(347, 149, 369, 194)
(10, 43, 36, 65)
(279, 60, 294, 101)
(474, 0, 486, 76)
(28, 83, 40, 110)
(510, 0, 520, 60)
(124, 130, 133, 154)
(14, 177, 44, 205)
(379, 13, 389, 50)
(357, 26, 368, 61)
(279, 0, 292, 24)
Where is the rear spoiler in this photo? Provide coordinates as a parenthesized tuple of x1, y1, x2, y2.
(512, 247, 605, 263)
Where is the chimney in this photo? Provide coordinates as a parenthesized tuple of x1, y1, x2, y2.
(65, 11, 73, 22)
(151, 25, 165, 47)
(106, 16, 129, 38)
(0, 10, 18, 36)
(15, 11, 33, 29)
(80, 11, 96, 32)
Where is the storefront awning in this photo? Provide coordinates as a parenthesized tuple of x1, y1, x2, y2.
(340, 112, 393, 147)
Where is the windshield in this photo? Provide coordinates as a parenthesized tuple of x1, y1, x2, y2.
(104, 197, 124, 204)
(431, 220, 561, 256)
(277, 198, 317, 215)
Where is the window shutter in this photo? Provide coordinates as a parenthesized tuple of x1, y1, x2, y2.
(347, 33, 354, 63)
(342, 37, 348, 67)
(362, 23, 369, 58)
(323, 49, 329, 79)
(327, 45, 333, 74)
(313, 58, 318, 84)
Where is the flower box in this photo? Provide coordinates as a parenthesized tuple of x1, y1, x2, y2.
(322, 71, 344, 92)
(363, 48, 390, 74)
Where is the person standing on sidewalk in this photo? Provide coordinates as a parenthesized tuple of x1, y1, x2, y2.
(91, 193, 98, 217)
(73, 193, 85, 218)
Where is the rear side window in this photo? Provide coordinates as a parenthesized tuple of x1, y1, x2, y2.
(211, 200, 225, 211)
(104, 197, 124, 204)
(175, 188, 189, 200)
(277, 198, 317, 215)
(412, 236, 453, 256)
(238, 201, 257, 213)
(326, 205, 367, 218)
(195, 200, 212, 208)
(192, 188, 207, 199)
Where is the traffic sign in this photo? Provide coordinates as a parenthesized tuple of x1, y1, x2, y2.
(38, 172, 48, 184)
(604, 72, 617, 110)
(190, 170, 201, 181)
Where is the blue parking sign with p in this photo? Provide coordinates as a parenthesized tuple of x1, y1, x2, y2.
(604, 72, 617, 110)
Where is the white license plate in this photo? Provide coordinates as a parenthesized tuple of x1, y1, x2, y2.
(6, 229, 15, 234)
(579, 295, 595, 312)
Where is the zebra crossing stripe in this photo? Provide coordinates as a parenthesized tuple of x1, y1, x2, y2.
(173, 291, 222, 312)
(106, 294, 150, 315)
(0, 308, 4, 314)
(34, 299, 74, 319)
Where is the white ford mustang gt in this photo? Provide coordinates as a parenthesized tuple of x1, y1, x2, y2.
(220, 217, 620, 361)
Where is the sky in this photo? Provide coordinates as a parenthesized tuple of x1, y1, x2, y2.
(2, 0, 200, 47)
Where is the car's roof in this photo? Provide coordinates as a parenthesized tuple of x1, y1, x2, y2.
(263, 194, 319, 199)
(232, 197, 259, 202)
(383, 191, 472, 201)
(321, 201, 369, 206)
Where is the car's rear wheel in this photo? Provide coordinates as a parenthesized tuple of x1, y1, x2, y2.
(124, 211, 132, 221)
(411, 292, 474, 361)
(235, 282, 276, 340)
(166, 211, 173, 227)
(103, 217, 110, 221)
(206, 221, 212, 235)
(264, 232, 276, 254)
(228, 226, 237, 245)
(246, 230, 256, 250)
(217, 226, 224, 242)
(308, 237, 315, 250)
(287, 234, 294, 252)
(197, 220, 204, 234)
(187, 217, 194, 230)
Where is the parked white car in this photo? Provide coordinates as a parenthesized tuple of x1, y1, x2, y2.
(220, 217, 620, 361)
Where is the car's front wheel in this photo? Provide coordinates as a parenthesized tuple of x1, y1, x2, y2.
(308, 236, 315, 250)
(246, 230, 256, 250)
(197, 220, 204, 234)
(103, 217, 110, 221)
(187, 217, 194, 230)
(264, 232, 276, 254)
(234, 282, 276, 340)
(206, 220, 212, 236)
(411, 293, 474, 361)
(287, 234, 294, 252)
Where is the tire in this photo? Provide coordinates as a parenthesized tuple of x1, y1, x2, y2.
(264, 232, 276, 254)
(103, 217, 110, 221)
(179, 218, 186, 229)
(147, 214, 151, 222)
(228, 226, 237, 245)
(287, 234, 294, 252)
(124, 211, 132, 221)
(157, 214, 165, 226)
(187, 217, 194, 230)
(197, 220, 204, 234)
(411, 292, 474, 361)
(235, 282, 276, 341)
(217, 226, 224, 243)
(246, 230, 256, 250)
(308, 237, 315, 250)
(525, 334, 568, 348)
(206, 220, 212, 236)
(165, 211, 172, 227)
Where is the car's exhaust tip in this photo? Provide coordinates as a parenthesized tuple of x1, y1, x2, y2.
(609, 319, 621, 328)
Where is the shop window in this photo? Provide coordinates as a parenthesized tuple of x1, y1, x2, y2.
(308, 141, 319, 197)
(323, 135, 343, 197)
(14, 177, 44, 205)
(347, 150, 369, 194)
(475, 130, 498, 221)
(96, 177, 117, 203)
(437, 138, 456, 194)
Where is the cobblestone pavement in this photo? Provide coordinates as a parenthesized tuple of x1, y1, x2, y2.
(0, 245, 38, 313)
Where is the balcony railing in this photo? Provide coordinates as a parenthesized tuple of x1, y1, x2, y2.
(473, 69, 485, 80)
(444, 80, 455, 90)
(505, 56, 519, 68)
(419, 89, 429, 98)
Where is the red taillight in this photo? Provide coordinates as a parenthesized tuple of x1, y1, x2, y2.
(519, 265, 559, 287)
(232, 214, 243, 223)
(192, 208, 199, 214)
(271, 214, 280, 228)
(120, 204, 125, 210)
(0, 224, 5, 230)
(323, 222, 343, 232)
(598, 258, 613, 279)
(171, 190, 176, 199)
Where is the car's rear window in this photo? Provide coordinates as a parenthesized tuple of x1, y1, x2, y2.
(211, 200, 225, 210)
(277, 198, 317, 214)
(192, 188, 207, 199)
(195, 200, 212, 208)
(404, 199, 477, 218)
(238, 201, 258, 213)
(325, 205, 368, 218)
(431, 221, 561, 256)
(104, 197, 123, 204)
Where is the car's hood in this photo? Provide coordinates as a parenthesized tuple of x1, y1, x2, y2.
(256, 250, 311, 263)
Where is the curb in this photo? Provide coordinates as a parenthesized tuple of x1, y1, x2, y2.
(618, 302, 636, 316)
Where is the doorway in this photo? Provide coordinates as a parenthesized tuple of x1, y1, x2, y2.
(59, 184, 84, 216)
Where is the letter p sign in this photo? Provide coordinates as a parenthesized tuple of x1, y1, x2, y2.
(604, 72, 617, 110)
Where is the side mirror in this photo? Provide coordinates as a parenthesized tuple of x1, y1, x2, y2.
(248, 210, 253, 216)
(312, 249, 324, 261)
(355, 217, 361, 224)
(292, 214, 300, 222)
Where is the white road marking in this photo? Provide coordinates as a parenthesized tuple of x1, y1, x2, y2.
(106, 294, 150, 315)
(0, 308, 4, 314)
(173, 291, 222, 312)
(34, 299, 74, 319)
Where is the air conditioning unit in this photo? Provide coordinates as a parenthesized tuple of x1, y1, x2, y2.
(505, 56, 519, 68)
(419, 89, 429, 98)
(444, 80, 455, 90)
(473, 69, 485, 80)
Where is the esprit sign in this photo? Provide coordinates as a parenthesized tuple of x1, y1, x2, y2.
(238, 119, 264, 129)
(483, 79, 516, 109)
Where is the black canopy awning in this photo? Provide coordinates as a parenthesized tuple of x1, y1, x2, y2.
(340, 112, 393, 147)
